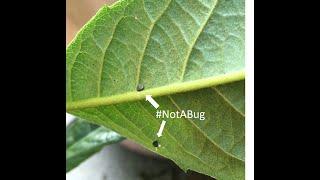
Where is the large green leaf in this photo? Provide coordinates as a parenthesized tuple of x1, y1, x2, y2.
(66, 118, 124, 172)
(66, 0, 245, 179)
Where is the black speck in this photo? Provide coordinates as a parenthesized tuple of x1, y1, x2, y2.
(152, 140, 159, 147)
(137, 84, 144, 91)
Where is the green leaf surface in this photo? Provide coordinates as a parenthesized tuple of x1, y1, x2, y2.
(66, 0, 245, 179)
(66, 118, 124, 172)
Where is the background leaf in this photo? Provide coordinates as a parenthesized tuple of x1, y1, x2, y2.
(66, 0, 245, 179)
(66, 118, 124, 172)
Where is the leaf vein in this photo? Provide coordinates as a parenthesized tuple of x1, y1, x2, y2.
(168, 95, 244, 162)
(136, 0, 173, 87)
(180, 0, 219, 81)
(97, 15, 125, 97)
(211, 87, 245, 117)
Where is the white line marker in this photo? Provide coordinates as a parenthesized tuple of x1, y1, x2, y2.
(157, 120, 166, 137)
(146, 95, 159, 109)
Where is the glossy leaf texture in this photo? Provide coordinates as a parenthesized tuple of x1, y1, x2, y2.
(66, 0, 245, 179)
(66, 118, 124, 172)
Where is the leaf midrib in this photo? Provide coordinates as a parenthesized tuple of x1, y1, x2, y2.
(67, 70, 244, 111)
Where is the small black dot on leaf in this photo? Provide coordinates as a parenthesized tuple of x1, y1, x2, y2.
(152, 140, 159, 147)
(137, 84, 144, 91)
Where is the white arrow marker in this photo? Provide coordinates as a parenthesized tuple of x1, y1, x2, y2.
(146, 95, 159, 109)
(157, 120, 166, 137)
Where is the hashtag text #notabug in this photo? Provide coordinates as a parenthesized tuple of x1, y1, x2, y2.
(155, 110, 206, 121)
